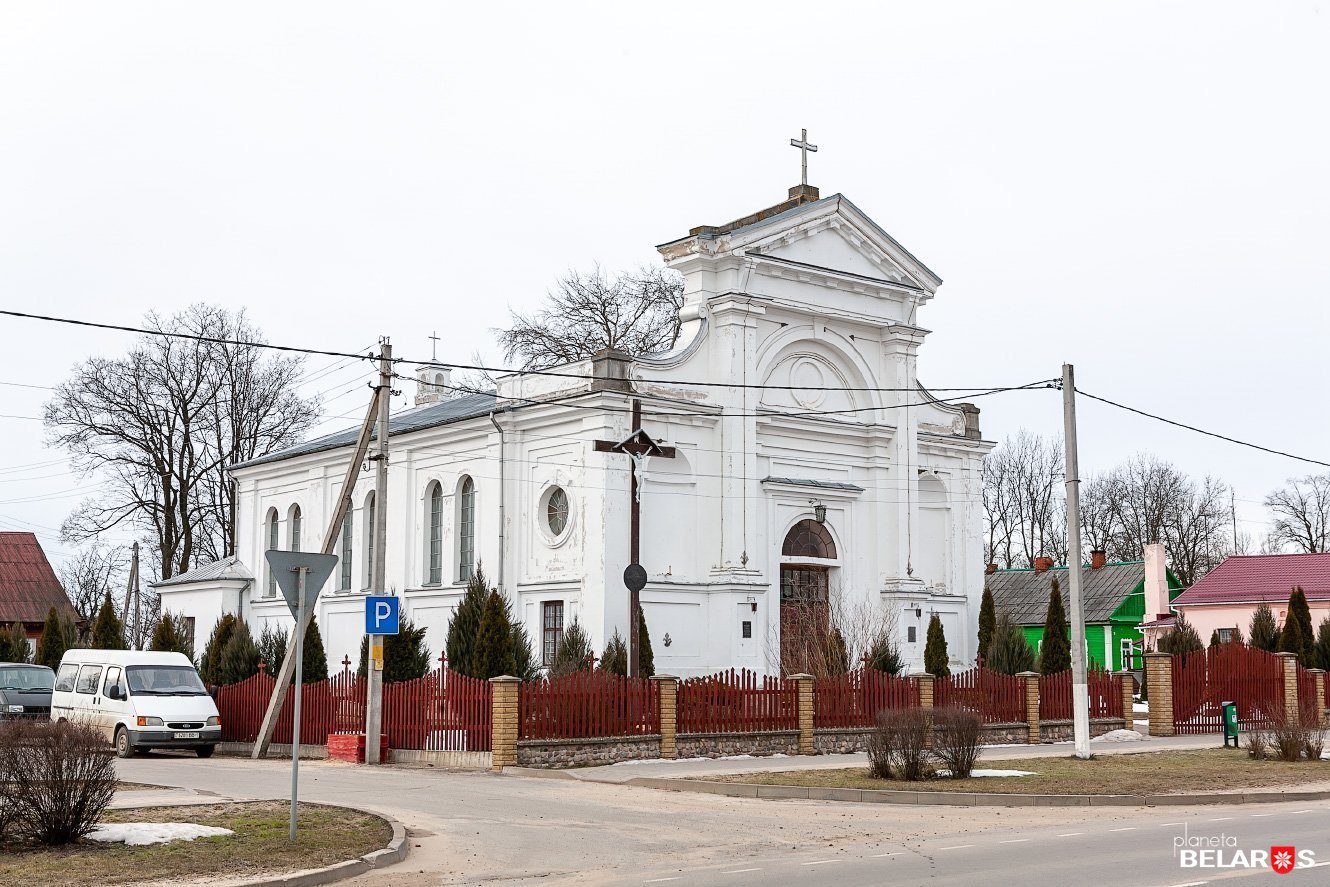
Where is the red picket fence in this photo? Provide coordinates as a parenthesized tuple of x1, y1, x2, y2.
(1171, 643, 1284, 734)
(519, 670, 659, 740)
(677, 669, 798, 734)
(1296, 666, 1320, 723)
(384, 667, 492, 752)
(216, 666, 364, 744)
(1038, 669, 1123, 721)
(934, 667, 1024, 724)
(813, 669, 918, 729)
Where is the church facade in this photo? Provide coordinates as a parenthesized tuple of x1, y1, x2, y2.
(159, 185, 994, 677)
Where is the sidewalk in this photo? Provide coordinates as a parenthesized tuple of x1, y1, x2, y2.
(560, 732, 1223, 784)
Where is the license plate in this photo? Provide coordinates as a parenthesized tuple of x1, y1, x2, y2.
(174, 731, 201, 740)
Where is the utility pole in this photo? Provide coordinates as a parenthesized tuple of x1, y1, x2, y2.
(1231, 490, 1239, 551)
(365, 339, 392, 764)
(120, 542, 139, 645)
(1061, 363, 1091, 760)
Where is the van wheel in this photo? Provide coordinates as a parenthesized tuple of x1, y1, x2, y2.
(195, 745, 215, 759)
(114, 727, 136, 759)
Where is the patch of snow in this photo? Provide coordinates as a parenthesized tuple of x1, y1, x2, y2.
(86, 822, 234, 846)
(1132, 702, 1149, 713)
(1093, 729, 1146, 743)
(611, 753, 790, 766)
(934, 769, 1035, 778)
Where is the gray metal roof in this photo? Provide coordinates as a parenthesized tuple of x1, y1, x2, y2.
(985, 561, 1145, 626)
(233, 392, 497, 470)
(760, 476, 865, 492)
(152, 555, 253, 588)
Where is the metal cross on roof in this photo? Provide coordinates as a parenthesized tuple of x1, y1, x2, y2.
(790, 128, 817, 186)
(428, 331, 440, 361)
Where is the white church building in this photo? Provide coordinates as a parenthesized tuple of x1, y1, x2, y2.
(158, 183, 994, 677)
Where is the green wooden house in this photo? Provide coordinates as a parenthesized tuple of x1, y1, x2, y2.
(985, 557, 1184, 671)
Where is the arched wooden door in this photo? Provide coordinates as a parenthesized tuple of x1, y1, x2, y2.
(779, 520, 837, 675)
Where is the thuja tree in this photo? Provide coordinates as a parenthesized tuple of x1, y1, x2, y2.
(472, 592, 517, 680)
(1249, 602, 1280, 652)
(0, 622, 30, 663)
(90, 592, 127, 651)
(923, 613, 950, 677)
(148, 612, 194, 657)
(198, 614, 237, 685)
(1038, 578, 1071, 675)
(1314, 617, 1330, 671)
(216, 621, 260, 685)
(357, 618, 430, 682)
(1279, 587, 1315, 666)
(986, 614, 1035, 675)
(550, 617, 593, 677)
(445, 566, 489, 676)
(976, 585, 996, 665)
(599, 630, 628, 676)
(36, 608, 68, 670)
(1158, 612, 1204, 656)
(638, 611, 656, 678)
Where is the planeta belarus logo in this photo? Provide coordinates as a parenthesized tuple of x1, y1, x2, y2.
(1271, 847, 1296, 875)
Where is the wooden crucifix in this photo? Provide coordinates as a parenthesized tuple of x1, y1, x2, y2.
(593, 398, 676, 677)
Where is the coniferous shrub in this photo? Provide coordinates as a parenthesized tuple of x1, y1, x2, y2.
(217, 620, 260, 685)
(90, 592, 127, 650)
(638, 610, 656, 678)
(472, 592, 517, 680)
(300, 618, 329, 682)
(976, 585, 996, 665)
(985, 614, 1036, 675)
(1249, 602, 1280, 652)
(1231, 624, 1245, 645)
(1158, 612, 1204, 656)
(599, 629, 628, 676)
(1280, 587, 1315, 666)
(0, 622, 30, 664)
(198, 613, 238, 685)
(549, 616, 593, 677)
(357, 618, 430, 682)
(864, 631, 904, 675)
(445, 566, 489, 676)
(1038, 577, 1071, 674)
(509, 620, 540, 681)
(148, 611, 194, 658)
(1209, 628, 1222, 648)
(35, 608, 67, 670)
(257, 623, 288, 675)
(1314, 617, 1330, 672)
(923, 613, 950, 677)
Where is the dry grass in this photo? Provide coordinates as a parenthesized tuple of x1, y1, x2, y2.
(0, 801, 391, 886)
(113, 782, 165, 792)
(704, 749, 1330, 796)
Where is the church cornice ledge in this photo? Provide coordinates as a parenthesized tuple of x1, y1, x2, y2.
(918, 436, 997, 457)
(746, 252, 926, 301)
(634, 317, 709, 370)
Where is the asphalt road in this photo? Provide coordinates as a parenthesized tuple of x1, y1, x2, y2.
(116, 753, 1330, 886)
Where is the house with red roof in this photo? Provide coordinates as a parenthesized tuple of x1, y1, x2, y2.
(0, 532, 80, 646)
(1169, 552, 1330, 644)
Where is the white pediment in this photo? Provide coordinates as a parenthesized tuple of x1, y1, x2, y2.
(762, 224, 914, 287)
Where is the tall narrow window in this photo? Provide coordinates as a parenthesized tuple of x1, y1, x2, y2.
(289, 505, 302, 553)
(458, 476, 475, 581)
(542, 600, 565, 666)
(427, 482, 443, 585)
(265, 508, 279, 597)
(339, 510, 353, 591)
(364, 491, 376, 590)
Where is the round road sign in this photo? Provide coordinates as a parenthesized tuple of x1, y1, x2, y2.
(623, 563, 647, 592)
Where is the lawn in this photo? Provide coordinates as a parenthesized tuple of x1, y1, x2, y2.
(704, 749, 1330, 796)
(0, 801, 392, 887)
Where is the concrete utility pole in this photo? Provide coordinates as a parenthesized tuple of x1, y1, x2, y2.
(120, 542, 139, 646)
(364, 339, 392, 764)
(1061, 363, 1091, 760)
(253, 361, 383, 758)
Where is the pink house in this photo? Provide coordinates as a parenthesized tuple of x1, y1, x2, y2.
(1170, 552, 1330, 644)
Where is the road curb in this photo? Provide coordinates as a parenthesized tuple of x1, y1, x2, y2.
(624, 777, 1330, 807)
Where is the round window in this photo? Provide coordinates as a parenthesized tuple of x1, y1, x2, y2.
(545, 487, 569, 536)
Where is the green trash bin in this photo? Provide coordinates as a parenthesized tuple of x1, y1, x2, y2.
(1222, 701, 1239, 748)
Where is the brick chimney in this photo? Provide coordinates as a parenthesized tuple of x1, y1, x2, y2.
(1143, 542, 1169, 621)
(1033, 556, 1053, 573)
(1091, 550, 1106, 570)
(985, 563, 998, 575)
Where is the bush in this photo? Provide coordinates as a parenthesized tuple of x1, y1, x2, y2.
(217, 620, 260, 684)
(865, 631, 904, 675)
(1246, 725, 1269, 760)
(445, 566, 490, 677)
(35, 607, 68, 670)
(550, 617, 593, 677)
(932, 706, 982, 779)
(1249, 602, 1279, 652)
(977, 585, 996, 666)
(1039, 577, 1071, 674)
(198, 613, 238, 686)
(1158, 612, 1204, 656)
(149, 611, 195, 658)
(357, 617, 431, 682)
(638, 610, 656, 678)
(599, 629, 628, 676)
(90, 591, 127, 650)
(985, 614, 1035, 676)
(0, 719, 116, 846)
(0, 622, 29, 664)
(1265, 709, 1327, 762)
(923, 613, 950, 677)
(868, 707, 933, 781)
(472, 592, 516, 680)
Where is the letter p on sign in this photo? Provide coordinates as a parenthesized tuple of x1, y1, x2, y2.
(365, 595, 400, 635)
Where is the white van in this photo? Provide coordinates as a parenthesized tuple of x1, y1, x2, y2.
(51, 650, 221, 758)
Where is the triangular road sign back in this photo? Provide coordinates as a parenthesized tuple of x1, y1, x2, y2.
(264, 550, 338, 618)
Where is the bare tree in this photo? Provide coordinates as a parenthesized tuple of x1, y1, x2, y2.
(980, 431, 1066, 568)
(45, 305, 320, 580)
(1264, 474, 1330, 553)
(56, 541, 128, 624)
(497, 265, 685, 368)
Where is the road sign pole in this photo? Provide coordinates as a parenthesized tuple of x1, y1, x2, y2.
(289, 566, 307, 841)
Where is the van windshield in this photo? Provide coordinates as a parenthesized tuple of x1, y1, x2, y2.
(0, 666, 54, 691)
(126, 666, 208, 696)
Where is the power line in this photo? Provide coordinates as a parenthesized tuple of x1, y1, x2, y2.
(1075, 388, 1330, 470)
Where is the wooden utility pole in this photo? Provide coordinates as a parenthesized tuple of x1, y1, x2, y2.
(253, 361, 383, 759)
(593, 399, 675, 677)
(119, 542, 139, 644)
(1061, 363, 1091, 760)
(364, 339, 392, 764)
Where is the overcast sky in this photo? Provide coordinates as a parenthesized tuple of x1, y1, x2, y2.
(1, 1, 1326, 569)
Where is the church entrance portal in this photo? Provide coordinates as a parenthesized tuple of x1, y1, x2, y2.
(779, 520, 837, 675)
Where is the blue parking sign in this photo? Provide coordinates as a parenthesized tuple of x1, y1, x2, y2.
(365, 596, 400, 635)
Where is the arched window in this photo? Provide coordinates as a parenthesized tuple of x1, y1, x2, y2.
(289, 505, 302, 553)
(781, 519, 837, 561)
(425, 482, 443, 585)
(265, 508, 280, 597)
(364, 491, 376, 589)
(339, 509, 353, 591)
(458, 476, 475, 581)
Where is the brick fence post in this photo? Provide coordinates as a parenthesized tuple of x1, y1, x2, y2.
(1143, 653, 1173, 737)
(912, 672, 934, 748)
(791, 674, 815, 755)
(1277, 652, 1300, 723)
(490, 675, 520, 772)
(651, 674, 679, 759)
(1017, 671, 1040, 744)
(1117, 671, 1136, 730)
(1309, 669, 1327, 727)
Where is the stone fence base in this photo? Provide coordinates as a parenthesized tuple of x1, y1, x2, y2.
(812, 718, 1128, 755)
(517, 735, 661, 768)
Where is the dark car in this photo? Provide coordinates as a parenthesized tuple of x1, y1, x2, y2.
(0, 662, 55, 720)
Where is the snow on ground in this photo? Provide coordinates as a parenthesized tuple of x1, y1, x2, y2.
(1133, 702, 1149, 713)
(611, 753, 790, 766)
(1092, 729, 1146, 742)
(86, 822, 234, 846)
(934, 769, 1035, 778)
